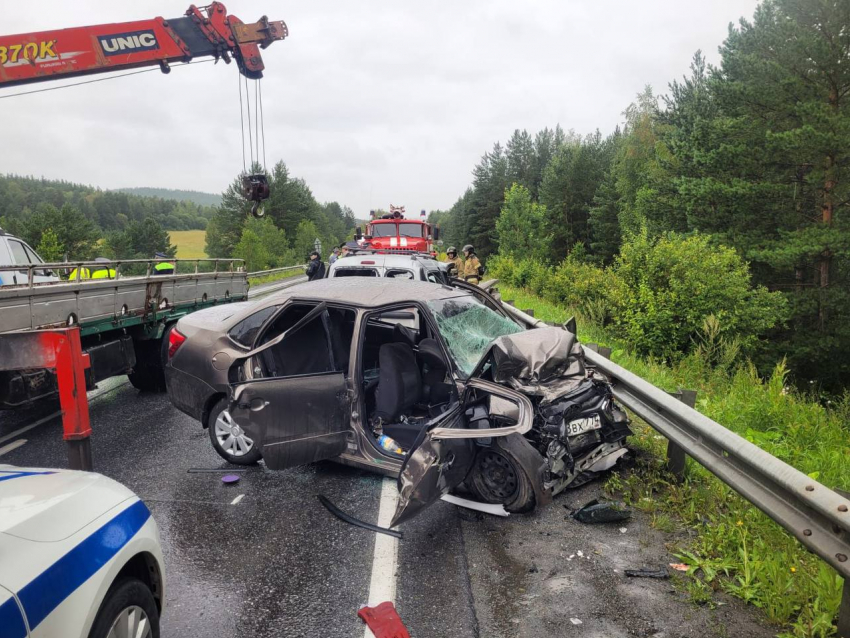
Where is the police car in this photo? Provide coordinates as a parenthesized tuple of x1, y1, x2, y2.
(0, 466, 164, 638)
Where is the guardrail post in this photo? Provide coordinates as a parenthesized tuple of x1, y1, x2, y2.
(524, 308, 535, 317)
(665, 388, 697, 480)
(505, 300, 515, 307)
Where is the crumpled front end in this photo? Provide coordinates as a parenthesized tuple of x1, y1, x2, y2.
(483, 327, 632, 496)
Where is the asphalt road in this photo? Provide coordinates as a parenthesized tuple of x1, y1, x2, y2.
(0, 282, 779, 637)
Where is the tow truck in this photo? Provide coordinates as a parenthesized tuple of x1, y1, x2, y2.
(356, 205, 440, 255)
(0, 4, 289, 407)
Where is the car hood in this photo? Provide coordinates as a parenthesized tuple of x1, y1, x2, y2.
(482, 327, 590, 403)
(0, 465, 134, 542)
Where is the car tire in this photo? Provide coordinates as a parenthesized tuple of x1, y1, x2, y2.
(207, 398, 262, 465)
(88, 577, 159, 638)
(466, 440, 536, 513)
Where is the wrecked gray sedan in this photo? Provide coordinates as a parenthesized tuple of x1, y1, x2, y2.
(164, 278, 631, 525)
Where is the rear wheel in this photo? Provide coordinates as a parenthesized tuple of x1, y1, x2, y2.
(207, 398, 262, 465)
(88, 577, 159, 638)
(467, 440, 536, 513)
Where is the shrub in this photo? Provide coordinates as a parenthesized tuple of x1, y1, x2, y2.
(609, 231, 788, 361)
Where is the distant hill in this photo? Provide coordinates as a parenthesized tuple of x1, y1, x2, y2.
(116, 187, 221, 207)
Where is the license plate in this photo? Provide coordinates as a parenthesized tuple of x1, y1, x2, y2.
(565, 414, 601, 436)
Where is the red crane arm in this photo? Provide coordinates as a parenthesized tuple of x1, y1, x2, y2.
(0, 2, 287, 88)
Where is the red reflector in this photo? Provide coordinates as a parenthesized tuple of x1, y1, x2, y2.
(168, 328, 187, 359)
(361, 260, 376, 264)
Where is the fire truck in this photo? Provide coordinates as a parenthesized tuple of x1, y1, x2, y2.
(356, 205, 439, 255)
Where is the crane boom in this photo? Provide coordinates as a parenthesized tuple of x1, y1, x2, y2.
(0, 2, 287, 88)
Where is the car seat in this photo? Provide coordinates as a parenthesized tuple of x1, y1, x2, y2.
(374, 342, 423, 449)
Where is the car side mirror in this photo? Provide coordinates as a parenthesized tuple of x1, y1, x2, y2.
(355, 226, 363, 240)
(564, 316, 577, 335)
(433, 226, 441, 241)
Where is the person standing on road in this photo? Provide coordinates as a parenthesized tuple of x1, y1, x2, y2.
(444, 246, 464, 279)
(306, 251, 326, 281)
(329, 247, 340, 265)
(461, 244, 483, 285)
(90, 257, 116, 279)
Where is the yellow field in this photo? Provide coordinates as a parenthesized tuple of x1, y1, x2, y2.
(169, 230, 207, 259)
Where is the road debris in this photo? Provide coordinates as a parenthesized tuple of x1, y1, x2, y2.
(624, 567, 670, 579)
(570, 498, 632, 524)
(319, 495, 403, 539)
(442, 493, 510, 516)
(221, 474, 241, 485)
(358, 601, 411, 638)
(569, 618, 583, 625)
(669, 563, 690, 572)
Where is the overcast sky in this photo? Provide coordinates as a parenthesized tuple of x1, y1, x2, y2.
(1, 1, 760, 215)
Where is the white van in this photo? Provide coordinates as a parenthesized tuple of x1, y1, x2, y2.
(0, 229, 60, 286)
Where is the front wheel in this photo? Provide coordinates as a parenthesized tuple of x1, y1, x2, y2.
(466, 440, 536, 513)
(207, 398, 262, 465)
(88, 577, 159, 638)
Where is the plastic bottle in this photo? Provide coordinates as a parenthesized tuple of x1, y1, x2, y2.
(377, 434, 403, 454)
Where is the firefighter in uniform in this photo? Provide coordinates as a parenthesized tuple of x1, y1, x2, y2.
(153, 252, 175, 275)
(461, 244, 482, 285)
(444, 246, 464, 279)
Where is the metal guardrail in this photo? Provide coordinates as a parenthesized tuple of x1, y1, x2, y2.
(0, 258, 246, 288)
(246, 264, 306, 279)
(498, 300, 850, 631)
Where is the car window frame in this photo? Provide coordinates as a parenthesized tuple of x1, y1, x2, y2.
(7, 240, 30, 266)
(332, 266, 380, 278)
(384, 268, 415, 280)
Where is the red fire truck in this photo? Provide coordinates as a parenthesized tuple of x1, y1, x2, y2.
(356, 205, 439, 254)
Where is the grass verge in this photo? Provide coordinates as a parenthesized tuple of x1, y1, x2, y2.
(248, 267, 304, 287)
(498, 283, 849, 637)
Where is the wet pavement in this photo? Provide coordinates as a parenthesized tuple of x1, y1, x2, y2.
(0, 376, 777, 637)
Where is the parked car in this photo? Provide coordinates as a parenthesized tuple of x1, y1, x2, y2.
(0, 465, 165, 638)
(164, 278, 631, 526)
(0, 229, 60, 286)
(328, 251, 451, 284)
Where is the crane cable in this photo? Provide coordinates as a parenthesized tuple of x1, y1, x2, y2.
(236, 68, 267, 174)
(0, 59, 214, 100)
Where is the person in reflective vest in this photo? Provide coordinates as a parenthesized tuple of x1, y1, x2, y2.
(68, 265, 91, 281)
(444, 246, 464, 278)
(462, 244, 483, 285)
(91, 257, 116, 279)
(154, 252, 175, 275)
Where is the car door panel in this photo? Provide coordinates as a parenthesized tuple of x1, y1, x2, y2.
(391, 378, 533, 526)
(230, 372, 349, 470)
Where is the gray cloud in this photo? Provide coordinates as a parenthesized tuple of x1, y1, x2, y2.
(1, 1, 759, 214)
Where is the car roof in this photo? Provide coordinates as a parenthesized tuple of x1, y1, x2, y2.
(263, 277, 467, 308)
(332, 253, 442, 269)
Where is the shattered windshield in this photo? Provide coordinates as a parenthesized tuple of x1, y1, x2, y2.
(428, 296, 524, 377)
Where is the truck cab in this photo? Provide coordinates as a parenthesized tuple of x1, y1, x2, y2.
(358, 206, 437, 255)
(0, 229, 60, 286)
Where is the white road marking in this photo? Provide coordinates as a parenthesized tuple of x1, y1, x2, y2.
(362, 477, 400, 638)
(230, 494, 245, 505)
(0, 412, 60, 446)
(0, 439, 27, 456)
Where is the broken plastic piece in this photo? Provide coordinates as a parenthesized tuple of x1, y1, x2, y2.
(441, 494, 510, 517)
(624, 567, 670, 579)
(571, 498, 632, 524)
(221, 474, 241, 484)
(669, 563, 690, 572)
(569, 618, 583, 625)
(358, 602, 411, 638)
(318, 495, 402, 539)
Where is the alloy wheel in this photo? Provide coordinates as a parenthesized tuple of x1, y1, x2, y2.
(106, 605, 152, 638)
(214, 410, 255, 457)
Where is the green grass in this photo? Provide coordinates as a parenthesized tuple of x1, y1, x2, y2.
(498, 283, 849, 637)
(248, 268, 304, 287)
(169, 230, 207, 259)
